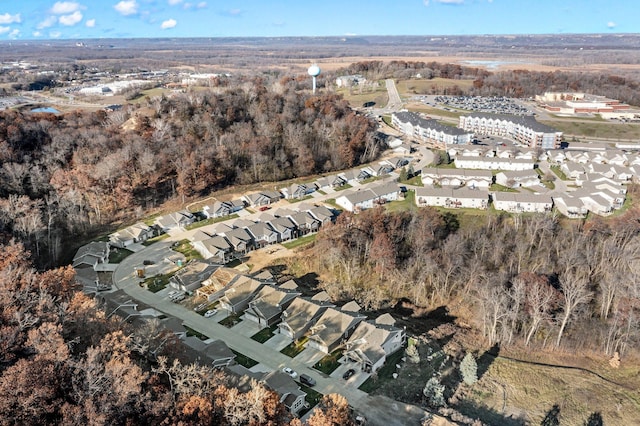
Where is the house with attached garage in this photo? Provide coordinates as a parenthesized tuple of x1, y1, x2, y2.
(415, 187, 489, 209)
(169, 260, 218, 293)
(257, 370, 307, 415)
(72, 241, 110, 270)
(154, 210, 196, 232)
(306, 304, 366, 354)
(241, 190, 282, 207)
(109, 222, 155, 248)
(192, 235, 232, 263)
(218, 275, 265, 313)
(282, 183, 315, 200)
(243, 285, 301, 327)
(269, 216, 298, 241)
(202, 200, 245, 219)
(222, 227, 254, 255)
(335, 182, 400, 212)
(288, 211, 320, 235)
(183, 336, 236, 369)
(306, 205, 335, 225)
(343, 313, 406, 374)
(491, 192, 553, 213)
(278, 292, 334, 341)
(245, 222, 279, 247)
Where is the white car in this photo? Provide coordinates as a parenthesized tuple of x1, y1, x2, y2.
(167, 290, 179, 298)
(204, 309, 218, 318)
(194, 303, 208, 312)
(282, 367, 297, 378)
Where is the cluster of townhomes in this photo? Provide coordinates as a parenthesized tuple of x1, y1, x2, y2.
(180, 266, 405, 415)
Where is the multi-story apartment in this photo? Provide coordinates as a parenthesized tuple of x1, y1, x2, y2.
(458, 113, 562, 149)
(392, 111, 474, 148)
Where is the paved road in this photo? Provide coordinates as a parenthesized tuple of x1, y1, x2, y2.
(385, 79, 402, 110)
(537, 160, 569, 193)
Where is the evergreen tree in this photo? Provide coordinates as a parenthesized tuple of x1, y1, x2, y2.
(460, 352, 478, 385)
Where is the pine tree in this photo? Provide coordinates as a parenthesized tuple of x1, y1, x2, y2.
(423, 377, 446, 408)
(459, 352, 478, 385)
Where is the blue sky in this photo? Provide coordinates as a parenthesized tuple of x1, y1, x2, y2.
(0, 0, 636, 40)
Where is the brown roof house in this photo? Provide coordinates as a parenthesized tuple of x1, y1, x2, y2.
(218, 275, 265, 313)
(183, 336, 236, 369)
(243, 285, 301, 327)
(305, 304, 365, 354)
(343, 313, 406, 374)
(109, 222, 155, 248)
(169, 260, 218, 293)
(278, 292, 334, 341)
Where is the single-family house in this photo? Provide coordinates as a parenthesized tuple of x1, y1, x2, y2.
(202, 200, 245, 218)
(343, 314, 406, 373)
(306, 306, 366, 354)
(169, 260, 218, 293)
(415, 188, 489, 209)
(183, 336, 236, 368)
(72, 241, 110, 270)
(218, 275, 264, 313)
(155, 210, 195, 231)
(492, 192, 553, 213)
(307, 205, 334, 225)
(243, 285, 301, 327)
(278, 293, 334, 341)
(223, 227, 254, 255)
(282, 183, 314, 200)
(109, 222, 154, 248)
(495, 170, 541, 188)
(259, 371, 307, 415)
(242, 190, 282, 207)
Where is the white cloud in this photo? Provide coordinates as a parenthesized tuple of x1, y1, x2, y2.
(607, 21, 616, 29)
(424, 0, 465, 4)
(0, 13, 21, 24)
(197, 2, 207, 8)
(37, 16, 58, 29)
(49, 30, 62, 38)
(168, 0, 183, 4)
(114, 0, 138, 16)
(51, 1, 82, 14)
(86, 18, 95, 27)
(161, 18, 177, 29)
(33, 31, 42, 37)
(0, 26, 10, 34)
(9, 29, 19, 39)
(59, 11, 83, 26)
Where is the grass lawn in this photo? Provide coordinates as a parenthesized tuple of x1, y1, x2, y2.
(108, 248, 133, 263)
(382, 115, 392, 126)
(323, 199, 341, 209)
(144, 272, 175, 293)
(399, 175, 423, 186)
(540, 119, 640, 140)
(219, 313, 242, 328)
(337, 87, 389, 109)
(396, 78, 474, 97)
(142, 233, 169, 246)
(282, 234, 317, 250)
(185, 214, 239, 230)
(360, 176, 380, 185)
(298, 385, 324, 417)
(281, 337, 309, 358)
(385, 190, 417, 213)
(316, 190, 327, 195)
(490, 183, 519, 192)
(313, 349, 343, 374)
(251, 325, 278, 343)
(172, 239, 203, 262)
(358, 350, 406, 394)
(549, 165, 568, 181)
(231, 350, 259, 368)
(334, 184, 353, 192)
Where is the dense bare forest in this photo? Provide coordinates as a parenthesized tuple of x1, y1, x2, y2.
(307, 204, 640, 355)
(0, 79, 380, 266)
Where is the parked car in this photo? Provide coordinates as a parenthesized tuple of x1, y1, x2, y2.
(194, 303, 208, 312)
(204, 309, 218, 318)
(167, 290, 180, 298)
(342, 369, 356, 380)
(258, 205, 271, 211)
(143, 259, 154, 265)
(299, 374, 316, 387)
(282, 367, 297, 378)
(172, 294, 186, 302)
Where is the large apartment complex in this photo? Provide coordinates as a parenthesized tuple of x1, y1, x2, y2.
(458, 113, 562, 149)
(392, 111, 474, 148)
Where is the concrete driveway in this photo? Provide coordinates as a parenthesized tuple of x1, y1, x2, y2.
(230, 318, 264, 337)
(263, 333, 291, 351)
(331, 361, 371, 389)
(293, 347, 325, 366)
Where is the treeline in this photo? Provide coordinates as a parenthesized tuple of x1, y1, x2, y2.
(335, 60, 490, 81)
(311, 203, 640, 355)
(471, 69, 640, 106)
(0, 79, 380, 266)
(0, 241, 354, 426)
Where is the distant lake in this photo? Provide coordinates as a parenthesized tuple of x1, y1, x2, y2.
(31, 107, 60, 114)
(461, 60, 521, 70)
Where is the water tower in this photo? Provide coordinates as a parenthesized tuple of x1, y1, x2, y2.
(307, 64, 321, 94)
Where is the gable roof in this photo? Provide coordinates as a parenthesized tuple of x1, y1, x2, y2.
(309, 307, 365, 347)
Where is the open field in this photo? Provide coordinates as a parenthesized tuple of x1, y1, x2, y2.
(396, 78, 475, 97)
(462, 354, 640, 425)
(540, 119, 640, 140)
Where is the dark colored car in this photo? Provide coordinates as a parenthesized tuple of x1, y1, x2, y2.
(299, 374, 316, 387)
(342, 369, 356, 380)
